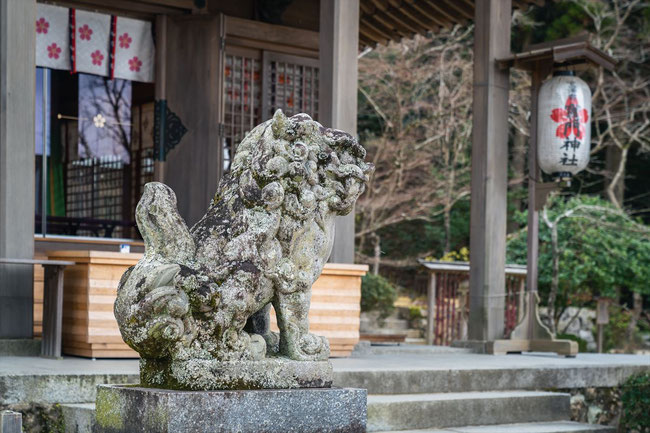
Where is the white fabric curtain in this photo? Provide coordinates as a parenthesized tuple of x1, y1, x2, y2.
(35, 4, 154, 83)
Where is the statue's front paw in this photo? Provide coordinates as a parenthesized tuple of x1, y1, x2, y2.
(284, 332, 329, 361)
(261, 331, 280, 356)
(299, 333, 329, 361)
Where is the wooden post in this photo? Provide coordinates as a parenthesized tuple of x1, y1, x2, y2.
(154, 14, 167, 183)
(41, 265, 64, 358)
(507, 63, 555, 345)
(0, 0, 36, 338)
(319, 0, 360, 264)
(522, 67, 554, 340)
(426, 272, 436, 345)
(490, 61, 576, 357)
(0, 410, 22, 433)
(163, 14, 225, 226)
(468, 0, 511, 341)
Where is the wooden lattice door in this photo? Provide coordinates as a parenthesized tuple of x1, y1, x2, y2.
(262, 51, 319, 121)
(222, 49, 319, 174)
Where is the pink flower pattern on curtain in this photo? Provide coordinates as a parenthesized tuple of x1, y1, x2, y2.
(35, 3, 154, 83)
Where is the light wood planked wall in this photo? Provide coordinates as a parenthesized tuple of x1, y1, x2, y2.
(34, 251, 367, 358)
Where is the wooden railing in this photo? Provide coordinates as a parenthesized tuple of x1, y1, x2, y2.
(419, 260, 527, 346)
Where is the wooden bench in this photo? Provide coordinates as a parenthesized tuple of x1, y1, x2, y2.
(0, 258, 75, 358)
(360, 333, 408, 344)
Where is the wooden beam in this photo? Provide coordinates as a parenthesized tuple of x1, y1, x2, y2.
(225, 16, 319, 52)
(468, 0, 512, 342)
(360, 14, 401, 41)
(359, 22, 390, 46)
(367, 3, 414, 38)
(402, 0, 450, 29)
(359, 33, 376, 48)
(394, 1, 441, 34)
(438, 0, 474, 19)
(377, 0, 429, 35)
(419, 0, 467, 27)
(134, 0, 193, 9)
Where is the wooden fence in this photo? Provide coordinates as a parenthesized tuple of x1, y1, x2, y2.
(419, 260, 527, 346)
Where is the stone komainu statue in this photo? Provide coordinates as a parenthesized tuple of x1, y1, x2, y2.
(115, 110, 373, 390)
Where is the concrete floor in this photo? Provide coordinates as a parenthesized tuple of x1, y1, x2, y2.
(0, 350, 647, 377)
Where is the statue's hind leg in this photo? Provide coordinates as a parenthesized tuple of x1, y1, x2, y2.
(244, 304, 280, 355)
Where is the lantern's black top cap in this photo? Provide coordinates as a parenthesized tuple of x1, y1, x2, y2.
(553, 70, 575, 77)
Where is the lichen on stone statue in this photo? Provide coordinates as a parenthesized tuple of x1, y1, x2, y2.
(114, 110, 373, 390)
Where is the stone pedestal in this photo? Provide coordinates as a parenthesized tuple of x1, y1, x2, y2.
(95, 385, 367, 433)
(140, 358, 333, 390)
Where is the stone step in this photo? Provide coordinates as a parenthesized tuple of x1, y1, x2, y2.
(375, 421, 616, 433)
(367, 391, 569, 432)
(333, 357, 648, 395)
(60, 403, 95, 433)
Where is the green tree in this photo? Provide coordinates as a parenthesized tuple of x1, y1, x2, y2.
(507, 194, 650, 335)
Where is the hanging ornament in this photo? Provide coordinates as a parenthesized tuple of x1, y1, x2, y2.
(537, 70, 592, 181)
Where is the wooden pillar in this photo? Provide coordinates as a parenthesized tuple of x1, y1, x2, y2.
(41, 265, 64, 358)
(468, 0, 511, 341)
(525, 68, 542, 337)
(426, 272, 436, 345)
(0, 0, 36, 338)
(0, 410, 22, 433)
(163, 14, 224, 226)
(153, 14, 167, 183)
(319, 0, 359, 264)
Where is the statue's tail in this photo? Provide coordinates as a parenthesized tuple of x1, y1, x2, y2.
(114, 182, 197, 358)
(136, 182, 196, 263)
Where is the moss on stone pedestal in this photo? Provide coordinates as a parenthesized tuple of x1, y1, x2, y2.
(95, 388, 124, 431)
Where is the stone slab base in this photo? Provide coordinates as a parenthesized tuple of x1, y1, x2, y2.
(489, 339, 578, 357)
(95, 384, 366, 433)
(451, 339, 578, 357)
(140, 357, 333, 390)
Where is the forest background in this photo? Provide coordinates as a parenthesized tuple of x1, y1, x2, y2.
(355, 0, 650, 351)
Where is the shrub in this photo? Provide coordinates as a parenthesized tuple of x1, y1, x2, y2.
(361, 273, 397, 318)
(409, 306, 423, 321)
(602, 304, 631, 353)
(620, 372, 650, 433)
(557, 333, 588, 353)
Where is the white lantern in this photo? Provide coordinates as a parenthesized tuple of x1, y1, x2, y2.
(537, 71, 592, 180)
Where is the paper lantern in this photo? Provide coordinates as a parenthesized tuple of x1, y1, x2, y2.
(537, 71, 592, 180)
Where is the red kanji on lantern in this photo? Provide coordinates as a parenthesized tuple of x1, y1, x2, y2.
(549, 83, 589, 140)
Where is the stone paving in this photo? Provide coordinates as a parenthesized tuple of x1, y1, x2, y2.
(1, 347, 647, 432)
